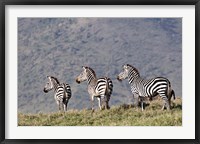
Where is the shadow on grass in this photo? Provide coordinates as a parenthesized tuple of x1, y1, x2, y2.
(118, 101, 182, 111)
(119, 102, 150, 110)
(173, 104, 182, 110)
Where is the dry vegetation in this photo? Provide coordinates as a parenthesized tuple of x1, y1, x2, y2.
(18, 97, 182, 126)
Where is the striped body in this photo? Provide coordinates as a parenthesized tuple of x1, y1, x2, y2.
(130, 77, 169, 99)
(117, 64, 175, 111)
(44, 76, 71, 111)
(76, 66, 113, 110)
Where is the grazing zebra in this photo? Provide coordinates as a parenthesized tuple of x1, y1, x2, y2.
(75, 66, 113, 110)
(117, 64, 175, 111)
(43, 76, 72, 111)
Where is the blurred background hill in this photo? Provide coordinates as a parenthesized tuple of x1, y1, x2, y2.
(18, 18, 182, 113)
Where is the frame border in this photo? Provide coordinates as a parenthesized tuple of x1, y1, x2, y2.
(1, 0, 199, 144)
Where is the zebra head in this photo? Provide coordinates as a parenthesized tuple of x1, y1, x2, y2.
(76, 66, 88, 84)
(117, 64, 130, 81)
(43, 76, 59, 93)
(76, 66, 96, 84)
(117, 64, 140, 81)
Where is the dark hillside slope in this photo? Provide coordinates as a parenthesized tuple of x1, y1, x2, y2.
(18, 18, 182, 113)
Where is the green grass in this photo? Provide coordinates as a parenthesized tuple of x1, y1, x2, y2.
(18, 98, 182, 126)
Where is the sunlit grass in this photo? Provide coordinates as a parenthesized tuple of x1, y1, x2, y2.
(18, 97, 182, 126)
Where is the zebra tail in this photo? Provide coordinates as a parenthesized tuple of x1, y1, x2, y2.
(105, 77, 110, 98)
(167, 79, 171, 99)
(107, 77, 113, 96)
(171, 89, 176, 100)
(167, 79, 175, 100)
(105, 77, 113, 107)
(64, 83, 72, 99)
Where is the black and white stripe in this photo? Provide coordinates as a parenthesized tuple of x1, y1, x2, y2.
(43, 76, 72, 111)
(117, 64, 175, 111)
(76, 66, 113, 110)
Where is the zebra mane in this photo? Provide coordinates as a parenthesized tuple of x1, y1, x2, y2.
(126, 64, 140, 76)
(85, 66, 97, 78)
(49, 76, 60, 84)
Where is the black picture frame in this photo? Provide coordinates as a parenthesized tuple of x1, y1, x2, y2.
(1, 0, 199, 144)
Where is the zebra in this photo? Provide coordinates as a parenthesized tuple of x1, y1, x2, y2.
(43, 76, 72, 111)
(117, 64, 175, 111)
(75, 66, 113, 110)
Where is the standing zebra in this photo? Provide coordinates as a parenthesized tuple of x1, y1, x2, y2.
(117, 64, 175, 111)
(75, 66, 113, 110)
(43, 76, 72, 111)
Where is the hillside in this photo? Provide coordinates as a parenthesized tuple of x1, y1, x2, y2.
(18, 98, 182, 126)
(18, 18, 182, 113)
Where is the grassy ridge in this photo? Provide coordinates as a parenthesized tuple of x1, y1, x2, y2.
(18, 98, 182, 126)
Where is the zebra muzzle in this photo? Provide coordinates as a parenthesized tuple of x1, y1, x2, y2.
(43, 88, 48, 93)
(76, 78, 80, 84)
(117, 76, 122, 81)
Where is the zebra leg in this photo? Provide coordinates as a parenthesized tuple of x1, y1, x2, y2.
(61, 102, 64, 111)
(133, 92, 139, 108)
(64, 100, 69, 111)
(166, 100, 170, 110)
(168, 98, 171, 110)
(140, 97, 145, 111)
(63, 103, 66, 111)
(100, 96, 105, 110)
(161, 100, 168, 110)
(161, 102, 166, 110)
(106, 94, 111, 109)
(103, 95, 109, 110)
(141, 101, 144, 111)
(106, 100, 110, 109)
(59, 102, 62, 111)
(97, 97, 102, 110)
(161, 98, 166, 110)
(91, 96, 95, 111)
(56, 100, 61, 111)
(162, 97, 170, 110)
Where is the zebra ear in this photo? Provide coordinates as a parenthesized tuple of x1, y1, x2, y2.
(123, 64, 128, 69)
(47, 76, 51, 79)
(82, 66, 86, 69)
